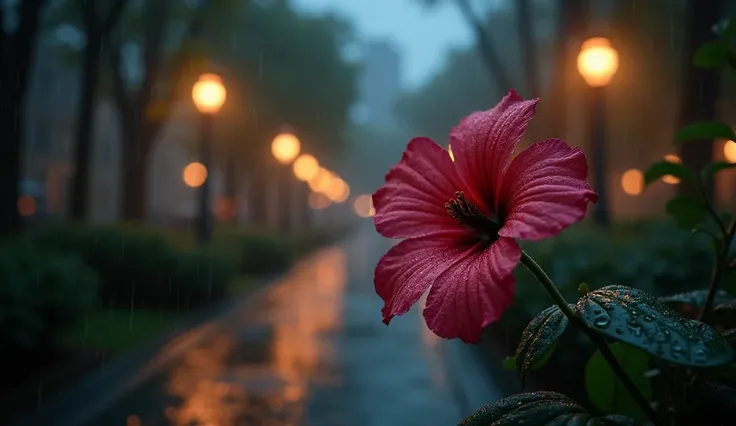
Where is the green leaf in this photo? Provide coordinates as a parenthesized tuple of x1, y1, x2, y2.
(585, 342, 653, 421)
(515, 305, 571, 383)
(575, 285, 734, 367)
(693, 40, 732, 68)
(644, 161, 696, 186)
(458, 391, 636, 426)
(666, 196, 707, 229)
(702, 161, 736, 182)
(660, 290, 730, 308)
(712, 300, 736, 329)
(674, 121, 736, 144)
(502, 356, 516, 371)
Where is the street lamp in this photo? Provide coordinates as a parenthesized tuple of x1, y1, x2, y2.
(271, 132, 301, 232)
(192, 73, 226, 243)
(577, 36, 618, 227)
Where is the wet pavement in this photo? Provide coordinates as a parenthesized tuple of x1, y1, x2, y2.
(14, 228, 500, 426)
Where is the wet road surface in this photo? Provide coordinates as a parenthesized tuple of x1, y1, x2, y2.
(23, 229, 495, 426)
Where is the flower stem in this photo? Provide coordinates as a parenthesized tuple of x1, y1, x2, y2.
(700, 213, 736, 322)
(520, 251, 660, 426)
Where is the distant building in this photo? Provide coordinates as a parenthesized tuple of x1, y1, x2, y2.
(355, 41, 402, 130)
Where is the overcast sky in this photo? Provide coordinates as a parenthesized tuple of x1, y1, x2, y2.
(291, 0, 475, 90)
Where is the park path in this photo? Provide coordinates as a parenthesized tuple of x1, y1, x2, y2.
(15, 227, 501, 426)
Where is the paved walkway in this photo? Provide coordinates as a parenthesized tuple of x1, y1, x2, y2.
(14, 228, 500, 426)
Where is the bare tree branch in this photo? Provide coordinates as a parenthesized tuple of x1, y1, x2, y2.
(102, 0, 130, 34)
(455, 0, 513, 93)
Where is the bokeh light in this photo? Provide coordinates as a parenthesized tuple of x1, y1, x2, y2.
(724, 140, 736, 163)
(17, 196, 36, 216)
(325, 177, 350, 203)
(308, 168, 334, 193)
(353, 194, 374, 218)
(292, 154, 319, 181)
(448, 144, 455, 162)
(183, 162, 208, 188)
(577, 37, 619, 87)
(662, 154, 682, 184)
(308, 191, 331, 210)
(621, 169, 643, 196)
(271, 132, 301, 165)
(191, 73, 226, 114)
(214, 197, 236, 221)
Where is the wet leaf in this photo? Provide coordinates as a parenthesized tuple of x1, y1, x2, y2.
(659, 289, 730, 308)
(458, 391, 636, 426)
(666, 196, 706, 229)
(711, 300, 736, 329)
(644, 161, 696, 186)
(702, 161, 736, 182)
(674, 121, 736, 144)
(575, 285, 734, 367)
(585, 343, 653, 421)
(693, 40, 732, 68)
(515, 305, 571, 383)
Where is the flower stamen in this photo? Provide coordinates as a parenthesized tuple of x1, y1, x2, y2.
(445, 191, 501, 238)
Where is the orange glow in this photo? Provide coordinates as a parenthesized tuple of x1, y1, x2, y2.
(325, 177, 350, 203)
(308, 191, 331, 210)
(353, 194, 374, 218)
(183, 162, 208, 188)
(621, 169, 643, 195)
(191, 73, 226, 114)
(308, 168, 334, 193)
(725, 140, 736, 163)
(662, 154, 682, 184)
(271, 133, 301, 165)
(577, 37, 619, 87)
(17, 196, 36, 216)
(448, 144, 455, 162)
(292, 154, 319, 181)
(126, 415, 141, 426)
(214, 197, 236, 221)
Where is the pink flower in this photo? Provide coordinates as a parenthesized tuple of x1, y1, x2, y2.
(372, 90, 598, 343)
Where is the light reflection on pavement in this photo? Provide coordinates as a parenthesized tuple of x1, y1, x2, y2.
(76, 229, 465, 426)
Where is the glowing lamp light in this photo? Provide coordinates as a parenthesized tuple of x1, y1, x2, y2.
(308, 168, 334, 193)
(308, 191, 331, 210)
(661, 154, 682, 184)
(192, 73, 226, 114)
(353, 194, 374, 218)
(325, 178, 350, 203)
(271, 132, 301, 165)
(621, 169, 643, 196)
(183, 162, 208, 188)
(577, 37, 619, 87)
(725, 140, 736, 163)
(17, 196, 36, 216)
(292, 154, 319, 181)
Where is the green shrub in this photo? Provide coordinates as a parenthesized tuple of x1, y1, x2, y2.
(29, 225, 233, 310)
(0, 243, 97, 358)
(235, 231, 294, 275)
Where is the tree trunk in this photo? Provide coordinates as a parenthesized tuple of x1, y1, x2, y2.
(678, 0, 723, 200)
(0, 90, 22, 236)
(120, 125, 151, 221)
(70, 34, 102, 220)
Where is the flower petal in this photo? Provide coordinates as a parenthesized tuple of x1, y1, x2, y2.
(423, 237, 520, 343)
(373, 137, 466, 239)
(375, 230, 474, 324)
(497, 139, 599, 241)
(449, 90, 538, 210)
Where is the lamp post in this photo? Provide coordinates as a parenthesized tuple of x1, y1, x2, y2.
(191, 73, 226, 243)
(271, 131, 301, 232)
(577, 36, 619, 227)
